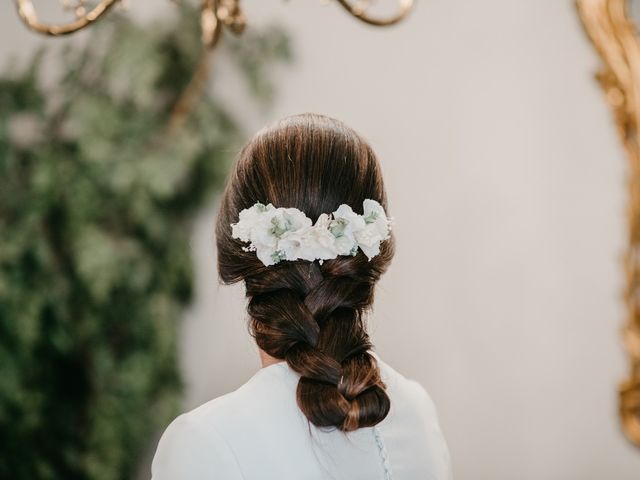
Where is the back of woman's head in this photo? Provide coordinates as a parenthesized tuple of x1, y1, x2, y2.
(216, 113, 394, 431)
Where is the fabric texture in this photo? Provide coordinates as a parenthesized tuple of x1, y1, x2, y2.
(151, 353, 452, 480)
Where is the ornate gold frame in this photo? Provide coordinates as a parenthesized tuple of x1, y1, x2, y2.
(577, 0, 640, 448)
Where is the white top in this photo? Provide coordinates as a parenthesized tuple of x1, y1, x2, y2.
(151, 354, 452, 480)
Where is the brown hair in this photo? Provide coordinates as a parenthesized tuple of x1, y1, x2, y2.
(216, 113, 394, 431)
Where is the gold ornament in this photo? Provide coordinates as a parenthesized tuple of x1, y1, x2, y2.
(12, 0, 414, 132)
(14, 1, 414, 39)
(577, 0, 640, 448)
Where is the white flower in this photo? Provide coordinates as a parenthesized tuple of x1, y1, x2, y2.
(256, 245, 280, 266)
(362, 199, 390, 238)
(331, 204, 366, 256)
(273, 208, 312, 236)
(279, 214, 338, 262)
(230, 200, 391, 266)
(355, 200, 391, 260)
(245, 206, 279, 256)
(230, 202, 273, 242)
(354, 225, 383, 259)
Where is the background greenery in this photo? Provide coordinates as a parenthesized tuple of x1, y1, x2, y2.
(0, 5, 290, 479)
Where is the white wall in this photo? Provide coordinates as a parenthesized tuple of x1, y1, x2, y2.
(4, 1, 640, 479)
(186, 1, 640, 478)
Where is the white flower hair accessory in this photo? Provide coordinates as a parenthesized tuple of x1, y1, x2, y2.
(230, 199, 392, 267)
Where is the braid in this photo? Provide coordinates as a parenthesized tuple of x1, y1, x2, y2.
(245, 258, 390, 431)
(215, 113, 395, 432)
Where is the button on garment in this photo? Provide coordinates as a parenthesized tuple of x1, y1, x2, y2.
(151, 354, 453, 480)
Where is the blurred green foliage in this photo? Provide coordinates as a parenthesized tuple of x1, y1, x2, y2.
(0, 5, 291, 480)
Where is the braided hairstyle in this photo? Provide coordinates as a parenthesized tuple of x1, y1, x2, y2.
(216, 113, 394, 431)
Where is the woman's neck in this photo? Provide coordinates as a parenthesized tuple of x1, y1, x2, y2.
(259, 348, 284, 368)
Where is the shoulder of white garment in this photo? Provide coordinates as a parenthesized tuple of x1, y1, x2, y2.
(373, 353, 454, 479)
(151, 355, 453, 480)
(150, 412, 244, 480)
(407, 375, 453, 477)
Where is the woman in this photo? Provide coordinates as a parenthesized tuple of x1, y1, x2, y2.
(151, 114, 452, 479)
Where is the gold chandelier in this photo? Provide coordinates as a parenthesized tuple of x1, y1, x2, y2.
(13, 0, 414, 131)
(14, 0, 415, 46)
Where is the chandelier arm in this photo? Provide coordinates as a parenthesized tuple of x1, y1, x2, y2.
(14, 0, 120, 36)
(334, 0, 414, 27)
(201, 0, 223, 48)
(167, 48, 214, 133)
